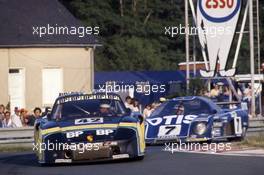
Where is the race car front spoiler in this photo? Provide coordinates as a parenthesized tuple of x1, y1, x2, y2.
(42, 139, 139, 164)
(54, 153, 130, 164)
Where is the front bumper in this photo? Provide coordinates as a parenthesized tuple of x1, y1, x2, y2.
(53, 153, 131, 164)
(40, 139, 141, 164)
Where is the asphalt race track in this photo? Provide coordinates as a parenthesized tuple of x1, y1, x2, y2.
(0, 146, 263, 175)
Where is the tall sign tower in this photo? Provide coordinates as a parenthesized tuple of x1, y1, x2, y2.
(185, 0, 261, 117)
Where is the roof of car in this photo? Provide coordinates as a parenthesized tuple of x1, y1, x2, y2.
(172, 96, 198, 101)
(56, 92, 122, 101)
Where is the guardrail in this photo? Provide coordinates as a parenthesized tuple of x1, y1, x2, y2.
(247, 118, 264, 136)
(0, 119, 263, 145)
(0, 127, 34, 144)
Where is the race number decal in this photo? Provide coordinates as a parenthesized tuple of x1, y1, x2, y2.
(157, 125, 181, 137)
(75, 118, 103, 125)
(234, 116, 242, 135)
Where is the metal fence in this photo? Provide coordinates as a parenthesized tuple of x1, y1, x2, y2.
(247, 118, 264, 136)
(0, 119, 263, 144)
(0, 127, 34, 144)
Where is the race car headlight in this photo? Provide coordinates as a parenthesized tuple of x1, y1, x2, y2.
(193, 122, 207, 135)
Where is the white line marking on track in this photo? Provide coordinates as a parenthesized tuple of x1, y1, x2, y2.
(162, 149, 264, 158)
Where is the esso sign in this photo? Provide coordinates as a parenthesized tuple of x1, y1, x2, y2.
(206, 0, 234, 9)
(199, 0, 241, 23)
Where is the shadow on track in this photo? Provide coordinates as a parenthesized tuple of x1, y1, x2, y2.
(0, 152, 144, 168)
(0, 152, 39, 167)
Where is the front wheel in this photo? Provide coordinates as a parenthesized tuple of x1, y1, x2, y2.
(133, 155, 144, 161)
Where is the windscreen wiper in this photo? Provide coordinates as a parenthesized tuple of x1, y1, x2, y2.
(73, 105, 90, 115)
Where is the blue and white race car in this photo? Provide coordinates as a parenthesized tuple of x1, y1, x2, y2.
(34, 93, 145, 165)
(145, 96, 249, 143)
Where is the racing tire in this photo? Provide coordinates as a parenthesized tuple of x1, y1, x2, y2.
(39, 162, 50, 167)
(133, 155, 144, 161)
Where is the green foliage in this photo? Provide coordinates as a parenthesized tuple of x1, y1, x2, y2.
(61, 0, 264, 72)
(238, 134, 264, 149)
(61, 0, 185, 71)
(101, 36, 164, 70)
(189, 77, 204, 96)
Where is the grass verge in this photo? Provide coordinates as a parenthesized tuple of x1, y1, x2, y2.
(236, 134, 264, 149)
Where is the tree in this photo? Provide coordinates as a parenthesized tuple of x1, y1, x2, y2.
(61, 0, 263, 73)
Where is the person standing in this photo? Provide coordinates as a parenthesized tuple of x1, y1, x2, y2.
(131, 99, 140, 113)
(0, 116, 2, 128)
(42, 107, 51, 117)
(28, 107, 42, 126)
(20, 108, 29, 127)
(2, 111, 12, 128)
(124, 96, 133, 110)
(11, 107, 23, 128)
(210, 84, 220, 98)
(143, 104, 153, 119)
(0, 104, 5, 128)
(243, 84, 252, 115)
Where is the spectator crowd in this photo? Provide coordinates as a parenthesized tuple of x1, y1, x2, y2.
(201, 83, 257, 102)
(0, 83, 261, 129)
(0, 104, 43, 128)
(124, 95, 166, 119)
(200, 82, 263, 116)
(124, 82, 263, 120)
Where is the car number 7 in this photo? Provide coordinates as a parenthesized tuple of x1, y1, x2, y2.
(158, 125, 181, 137)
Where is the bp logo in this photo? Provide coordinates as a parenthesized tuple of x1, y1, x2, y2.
(199, 0, 241, 23)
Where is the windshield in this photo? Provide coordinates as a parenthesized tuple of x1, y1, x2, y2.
(151, 98, 215, 117)
(51, 98, 127, 120)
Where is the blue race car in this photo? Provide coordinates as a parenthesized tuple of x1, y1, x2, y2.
(145, 96, 249, 144)
(34, 93, 145, 165)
